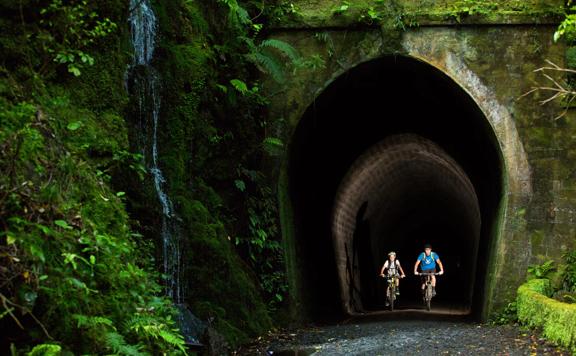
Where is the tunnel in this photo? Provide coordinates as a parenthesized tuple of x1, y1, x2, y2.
(287, 55, 503, 320)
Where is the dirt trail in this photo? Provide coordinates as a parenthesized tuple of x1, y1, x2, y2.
(236, 317, 569, 355)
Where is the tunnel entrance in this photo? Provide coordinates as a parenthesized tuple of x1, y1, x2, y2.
(287, 55, 503, 320)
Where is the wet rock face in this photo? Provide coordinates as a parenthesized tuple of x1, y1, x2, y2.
(270, 8, 575, 320)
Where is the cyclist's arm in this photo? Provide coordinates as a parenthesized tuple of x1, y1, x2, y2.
(379, 261, 388, 276)
(380, 266, 387, 276)
(413, 260, 420, 275)
(437, 258, 444, 274)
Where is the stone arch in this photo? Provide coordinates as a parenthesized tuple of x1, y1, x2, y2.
(284, 53, 531, 319)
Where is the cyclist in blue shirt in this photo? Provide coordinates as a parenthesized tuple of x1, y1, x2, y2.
(413, 244, 444, 296)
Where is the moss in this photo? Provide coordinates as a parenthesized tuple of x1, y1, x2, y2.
(517, 279, 576, 352)
(271, 0, 563, 28)
(182, 213, 272, 345)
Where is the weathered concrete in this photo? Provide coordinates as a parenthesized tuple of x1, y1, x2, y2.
(269, 2, 576, 320)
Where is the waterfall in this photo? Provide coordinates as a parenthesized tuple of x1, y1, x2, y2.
(127, 0, 183, 304)
(127, 0, 206, 346)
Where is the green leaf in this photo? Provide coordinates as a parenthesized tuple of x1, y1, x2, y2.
(116, 191, 126, 197)
(6, 234, 16, 245)
(54, 220, 72, 229)
(30, 245, 46, 262)
(27, 344, 62, 356)
(216, 84, 228, 93)
(262, 137, 284, 156)
(90, 255, 96, 265)
(67, 121, 82, 131)
(68, 65, 81, 77)
(234, 179, 246, 192)
(230, 79, 248, 94)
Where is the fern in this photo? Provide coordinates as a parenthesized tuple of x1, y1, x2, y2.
(219, 0, 250, 25)
(128, 314, 187, 354)
(105, 332, 148, 356)
(262, 137, 284, 156)
(73, 314, 115, 330)
(158, 329, 187, 353)
(247, 52, 285, 83)
(259, 39, 299, 62)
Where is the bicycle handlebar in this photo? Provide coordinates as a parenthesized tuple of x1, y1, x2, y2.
(417, 272, 441, 275)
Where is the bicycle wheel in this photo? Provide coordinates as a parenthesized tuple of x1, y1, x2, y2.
(425, 286, 432, 311)
(389, 285, 395, 311)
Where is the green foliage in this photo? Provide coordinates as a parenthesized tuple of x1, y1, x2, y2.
(490, 301, 518, 325)
(244, 37, 301, 83)
(38, 0, 118, 76)
(262, 137, 285, 157)
(527, 260, 556, 279)
(561, 250, 576, 292)
(555, 3, 576, 43)
(234, 168, 288, 309)
(333, 1, 350, 15)
(27, 344, 62, 356)
(0, 82, 184, 355)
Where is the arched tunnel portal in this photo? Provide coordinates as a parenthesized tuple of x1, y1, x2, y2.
(287, 55, 504, 320)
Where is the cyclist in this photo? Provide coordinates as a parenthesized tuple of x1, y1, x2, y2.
(413, 244, 444, 296)
(379, 251, 406, 297)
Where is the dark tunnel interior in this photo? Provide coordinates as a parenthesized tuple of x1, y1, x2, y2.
(287, 55, 503, 320)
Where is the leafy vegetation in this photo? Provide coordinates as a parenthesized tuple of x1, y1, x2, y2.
(527, 260, 557, 279)
(490, 301, 518, 325)
(0, 0, 188, 353)
(0, 99, 186, 353)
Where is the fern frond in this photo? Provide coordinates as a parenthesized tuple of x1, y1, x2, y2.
(247, 52, 285, 83)
(105, 332, 148, 356)
(259, 39, 300, 62)
(73, 314, 115, 330)
(158, 329, 187, 353)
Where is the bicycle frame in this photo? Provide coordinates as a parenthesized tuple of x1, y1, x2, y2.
(384, 273, 399, 311)
(419, 272, 439, 311)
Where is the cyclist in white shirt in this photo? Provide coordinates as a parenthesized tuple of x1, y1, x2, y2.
(379, 251, 406, 295)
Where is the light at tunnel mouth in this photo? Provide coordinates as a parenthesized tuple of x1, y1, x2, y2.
(332, 134, 481, 314)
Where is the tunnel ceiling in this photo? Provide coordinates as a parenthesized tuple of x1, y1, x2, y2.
(288, 55, 504, 319)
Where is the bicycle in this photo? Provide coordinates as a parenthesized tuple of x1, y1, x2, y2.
(381, 273, 402, 311)
(419, 271, 440, 311)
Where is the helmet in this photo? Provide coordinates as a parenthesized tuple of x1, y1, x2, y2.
(424, 243, 432, 249)
(388, 251, 396, 256)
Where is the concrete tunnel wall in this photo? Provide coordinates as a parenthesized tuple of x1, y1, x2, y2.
(286, 55, 505, 319)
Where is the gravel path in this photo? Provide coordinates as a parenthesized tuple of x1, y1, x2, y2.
(236, 318, 569, 355)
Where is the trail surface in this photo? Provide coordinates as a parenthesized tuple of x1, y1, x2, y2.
(236, 318, 569, 355)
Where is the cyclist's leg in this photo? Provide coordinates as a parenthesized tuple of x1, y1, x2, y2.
(431, 269, 437, 296)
